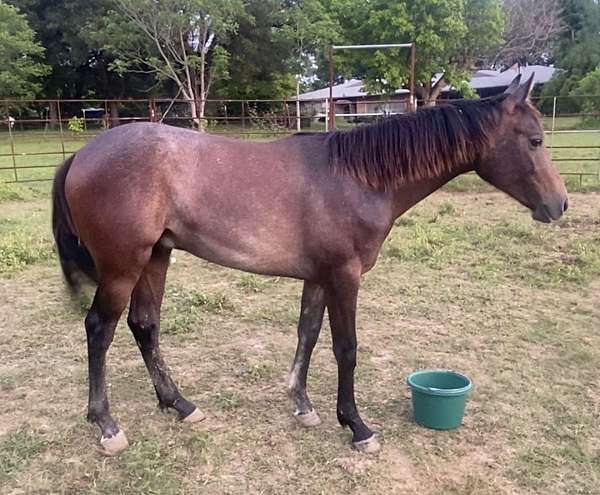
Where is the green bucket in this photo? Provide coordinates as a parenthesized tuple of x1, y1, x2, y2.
(407, 370, 473, 430)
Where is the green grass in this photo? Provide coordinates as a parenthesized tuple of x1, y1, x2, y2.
(0, 429, 46, 482)
(162, 286, 234, 335)
(0, 199, 54, 272)
(384, 207, 600, 287)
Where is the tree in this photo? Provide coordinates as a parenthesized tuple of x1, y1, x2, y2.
(540, 0, 600, 110)
(572, 67, 600, 120)
(0, 1, 48, 99)
(320, 0, 503, 104)
(494, 0, 565, 66)
(98, 0, 245, 128)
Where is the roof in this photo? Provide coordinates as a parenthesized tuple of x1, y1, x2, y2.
(296, 65, 557, 100)
(464, 65, 556, 90)
(296, 79, 409, 101)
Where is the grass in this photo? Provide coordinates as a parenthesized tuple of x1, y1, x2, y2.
(0, 429, 46, 483)
(1, 175, 600, 493)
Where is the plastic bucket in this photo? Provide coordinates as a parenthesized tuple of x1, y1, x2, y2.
(407, 370, 472, 430)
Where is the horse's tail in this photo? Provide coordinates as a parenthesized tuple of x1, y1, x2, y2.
(52, 154, 98, 292)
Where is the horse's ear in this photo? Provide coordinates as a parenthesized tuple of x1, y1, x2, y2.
(504, 74, 522, 95)
(503, 73, 535, 113)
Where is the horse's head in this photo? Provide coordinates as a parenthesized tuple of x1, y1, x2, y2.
(476, 74, 568, 223)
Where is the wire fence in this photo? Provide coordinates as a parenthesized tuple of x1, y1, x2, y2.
(1, 95, 599, 185)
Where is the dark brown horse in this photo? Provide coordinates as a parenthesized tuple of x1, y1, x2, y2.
(52, 75, 567, 456)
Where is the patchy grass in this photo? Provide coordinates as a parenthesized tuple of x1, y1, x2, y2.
(0, 199, 54, 273)
(163, 286, 235, 335)
(0, 429, 46, 483)
(384, 210, 600, 286)
(1, 191, 600, 494)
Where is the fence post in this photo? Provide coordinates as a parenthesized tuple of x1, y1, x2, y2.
(57, 100, 66, 162)
(103, 100, 109, 129)
(241, 100, 246, 131)
(296, 79, 301, 132)
(6, 101, 18, 182)
(550, 96, 557, 158)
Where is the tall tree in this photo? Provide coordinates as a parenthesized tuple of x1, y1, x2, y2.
(0, 1, 48, 99)
(493, 0, 565, 66)
(320, 0, 503, 104)
(541, 0, 600, 107)
(98, 0, 245, 127)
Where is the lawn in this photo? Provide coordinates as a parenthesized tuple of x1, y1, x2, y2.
(1, 183, 599, 494)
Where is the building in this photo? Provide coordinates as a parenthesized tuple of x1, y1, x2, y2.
(295, 79, 411, 122)
(295, 65, 557, 121)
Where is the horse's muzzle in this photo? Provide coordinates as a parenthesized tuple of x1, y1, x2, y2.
(532, 196, 568, 223)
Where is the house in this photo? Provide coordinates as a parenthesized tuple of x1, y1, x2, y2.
(295, 79, 411, 122)
(295, 65, 556, 120)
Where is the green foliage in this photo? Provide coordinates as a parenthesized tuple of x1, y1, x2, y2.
(67, 116, 84, 133)
(99, 0, 244, 101)
(542, 0, 600, 104)
(0, 2, 49, 99)
(0, 231, 53, 272)
(319, 0, 503, 101)
(572, 68, 600, 121)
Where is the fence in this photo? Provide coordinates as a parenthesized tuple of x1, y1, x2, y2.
(1, 95, 599, 185)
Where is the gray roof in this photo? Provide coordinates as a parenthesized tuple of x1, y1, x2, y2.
(296, 78, 408, 101)
(296, 65, 557, 100)
(465, 65, 556, 90)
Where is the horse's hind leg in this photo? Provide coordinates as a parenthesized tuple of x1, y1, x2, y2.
(288, 281, 325, 427)
(86, 278, 137, 456)
(127, 245, 204, 423)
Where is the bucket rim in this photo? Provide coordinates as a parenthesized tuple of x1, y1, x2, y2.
(407, 369, 473, 397)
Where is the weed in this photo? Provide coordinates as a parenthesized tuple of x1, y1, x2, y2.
(0, 233, 54, 272)
(0, 429, 46, 481)
(215, 389, 242, 410)
(163, 287, 234, 335)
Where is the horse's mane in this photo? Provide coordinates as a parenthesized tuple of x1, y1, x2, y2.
(326, 96, 507, 190)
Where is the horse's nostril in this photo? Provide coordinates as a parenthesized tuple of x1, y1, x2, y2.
(563, 199, 569, 213)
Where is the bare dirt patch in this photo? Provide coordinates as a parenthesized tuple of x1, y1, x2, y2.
(1, 191, 599, 494)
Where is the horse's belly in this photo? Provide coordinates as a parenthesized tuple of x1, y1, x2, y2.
(166, 227, 310, 279)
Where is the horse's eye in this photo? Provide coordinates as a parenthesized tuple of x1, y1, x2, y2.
(530, 138, 543, 147)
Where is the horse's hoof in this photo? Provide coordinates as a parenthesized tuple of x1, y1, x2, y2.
(100, 430, 129, 456)
(182, 408, 206, 424)
(293, 409, 322, 427)
(352, 435, 381, 454)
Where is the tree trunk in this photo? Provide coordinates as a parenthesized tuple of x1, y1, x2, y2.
(189, 99, 200, 129)
(422, 75, 447, 107)
(48, 101, 59, 129)
(109, 101, 120, 128)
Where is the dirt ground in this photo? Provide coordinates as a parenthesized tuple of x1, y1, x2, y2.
(1, 191, 599, 494)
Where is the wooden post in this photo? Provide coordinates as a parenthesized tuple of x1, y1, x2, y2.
(328, 46, 335, 130)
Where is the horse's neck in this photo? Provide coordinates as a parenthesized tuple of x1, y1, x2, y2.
(390, 163, 474, 219)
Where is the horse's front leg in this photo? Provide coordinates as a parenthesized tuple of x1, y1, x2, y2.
(326, 265, 381, 454)
(288, 281, 326, 427)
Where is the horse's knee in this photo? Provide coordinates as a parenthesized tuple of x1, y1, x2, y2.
(127, 314, 157, 348)
(85, 310, 114, 350)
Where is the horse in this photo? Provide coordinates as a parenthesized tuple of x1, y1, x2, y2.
(52, 74, 568, 456)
